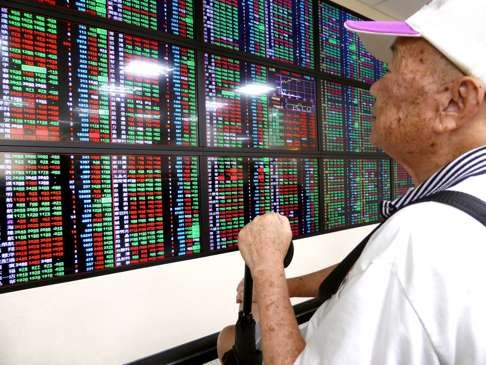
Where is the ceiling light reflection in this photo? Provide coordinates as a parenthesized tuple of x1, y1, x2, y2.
(100, 84, 140, 96)
(236, 83, 275, 96)
(206, 100, 227, 112)
(125, 60, 173, 78)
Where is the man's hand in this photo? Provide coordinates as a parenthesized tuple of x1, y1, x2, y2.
(237, 212, 303, 365)
(237, 212, 292, 274)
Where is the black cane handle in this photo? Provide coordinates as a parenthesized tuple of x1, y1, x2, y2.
(283, 240, 294, 269)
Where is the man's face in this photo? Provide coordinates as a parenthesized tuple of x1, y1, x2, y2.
(369, 38, 455, 160)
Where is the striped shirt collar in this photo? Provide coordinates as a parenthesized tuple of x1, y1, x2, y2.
(382, 145, 486, 217)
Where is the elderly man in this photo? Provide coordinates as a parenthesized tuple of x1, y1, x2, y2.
(218, 0, 486, 363)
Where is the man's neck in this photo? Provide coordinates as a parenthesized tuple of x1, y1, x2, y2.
(407, 143, 486, 186)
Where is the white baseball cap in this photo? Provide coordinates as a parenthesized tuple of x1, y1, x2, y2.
(344, 0, 486, 84)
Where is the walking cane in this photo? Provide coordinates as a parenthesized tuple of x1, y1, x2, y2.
(225, 241, 294, 365)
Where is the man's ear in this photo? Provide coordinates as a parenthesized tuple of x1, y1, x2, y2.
(434, 77, 485, 134)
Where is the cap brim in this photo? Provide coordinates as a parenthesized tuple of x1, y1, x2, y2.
(344, 20, 422, 64)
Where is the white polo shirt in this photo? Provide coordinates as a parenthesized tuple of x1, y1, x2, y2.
(294, 174, 486, 364)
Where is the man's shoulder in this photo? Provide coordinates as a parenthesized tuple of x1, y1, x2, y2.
(386, 172, 486, 235)
(379, 199, 467, 240)
(389, 196, 468, 229)
(388, 179, 486, 233)
(359, 188, 486, 268)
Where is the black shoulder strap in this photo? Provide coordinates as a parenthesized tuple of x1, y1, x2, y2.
(412, 190, 486, 226)
(317, 223, 384, 302)
(318, 190, 486, 302)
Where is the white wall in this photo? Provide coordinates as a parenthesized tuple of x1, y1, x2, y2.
(0, 225, 375, 365)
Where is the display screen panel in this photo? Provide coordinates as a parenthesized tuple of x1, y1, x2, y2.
(321, 80, 377, 152)
(203, 0, 314, 68)
(323, 158, 390, 230)
(319, 2, 387, 83)
(205, 53, 317, 150)
(322, 158, 346, 230)
(348, 159, 390, 225)
(0, 3, 396, 292)
(208, 157, 319, 250)
(0, 153, 200, 288)
(33, 0, 194, 38)
(0, 8, 197, 145)
(392, 161, 414, 199)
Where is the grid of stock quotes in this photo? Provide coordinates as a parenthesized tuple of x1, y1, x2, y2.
(0, 1, 401, 290)
(0, 8, 197, 145)
(205, 54, 317, 149)
(33, 0, 194, 37)
(208, 157, 319, 250)
(321, 80, 377, 153)
(0, 153, 200, 286)
(319, 2, 387, 83)
(322, 159, 391, 230)
(203, 0, 314, 68)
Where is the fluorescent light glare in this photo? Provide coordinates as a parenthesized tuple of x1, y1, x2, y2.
(235, 136, 249, 141)
(75, 107, 102, 115)
(236, 83, 275, 96)
(206, 100, 227, 111)
(125, 60, 173, 78)
(133, 113, 161, 119)
(100, 84, 139, 96)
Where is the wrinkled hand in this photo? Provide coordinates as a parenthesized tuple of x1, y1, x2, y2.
(238, 212, 292, 275)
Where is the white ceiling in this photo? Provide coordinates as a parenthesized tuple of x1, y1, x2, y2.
(359, 0, 427, 18)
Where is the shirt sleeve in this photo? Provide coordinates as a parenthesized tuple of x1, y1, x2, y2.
(293, 261, 440, 365)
